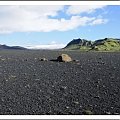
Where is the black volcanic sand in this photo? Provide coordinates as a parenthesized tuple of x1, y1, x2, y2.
(0, 50, 120, 115)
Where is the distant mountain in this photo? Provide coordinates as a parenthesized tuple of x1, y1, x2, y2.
(64, 38, 120, 51)
(0, 44, 27, 50)
(91, 38, 120, 51)
(64, 38, 93, 51)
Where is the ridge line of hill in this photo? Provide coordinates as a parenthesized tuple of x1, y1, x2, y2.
(64, 38, 120, 51)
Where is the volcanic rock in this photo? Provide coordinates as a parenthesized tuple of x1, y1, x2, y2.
(57, 54, 72, 62)
(40, 58, 48, 61)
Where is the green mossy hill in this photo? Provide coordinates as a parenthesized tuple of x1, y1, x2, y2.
(64, 38, 120, 51)
(92, 38, 120, 51)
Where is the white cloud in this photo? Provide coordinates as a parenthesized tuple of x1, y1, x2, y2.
(90, 18, 108, 25)
(20, 5, 64, 17)
(26, 44, 66, 49)
(26, 40, 66, 49)
(66, 5, 106, 15)
(0, 5, 108, 34)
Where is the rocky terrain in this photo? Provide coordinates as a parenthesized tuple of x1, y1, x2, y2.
(0, 50, 120, 115)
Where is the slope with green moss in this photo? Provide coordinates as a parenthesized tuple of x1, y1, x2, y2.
(64, 38, 120, 51)
(92, 38, 120, 51)
(64, 38, 93, 51)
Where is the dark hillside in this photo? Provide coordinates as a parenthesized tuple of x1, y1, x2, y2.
(0, 44, 27, 50)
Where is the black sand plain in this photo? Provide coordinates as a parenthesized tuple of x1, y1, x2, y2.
(0, 50, 120, 115)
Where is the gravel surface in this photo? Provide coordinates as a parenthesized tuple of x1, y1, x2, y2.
(0, 50, 120, 115)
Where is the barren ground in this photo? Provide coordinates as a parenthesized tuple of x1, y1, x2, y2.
(0, 50, 120, 115)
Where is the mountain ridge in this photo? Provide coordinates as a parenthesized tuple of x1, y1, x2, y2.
(0, 44, 27, 50)
(64, 38, 120, 51)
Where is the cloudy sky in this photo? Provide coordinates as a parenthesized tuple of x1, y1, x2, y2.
(0, 5, 120, 49)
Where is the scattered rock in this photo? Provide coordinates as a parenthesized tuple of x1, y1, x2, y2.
(24, 59, 28, 61)
(66, 106, 70, 109)
(40, 58, 48, 61)
(0, 58, 6, 61)
(83, 109, 94, 115)
(114, 112, 119, 115)
(73, 59, 79, 62)
(57, 54, 72, 62)
(60, 86, 67, 92)
(0, 50, 119, 115)
(105, 111, 111, 115)
(10, 75, 17, 78)
(73, 101, 79, 105)
(34, 58, 37, 60)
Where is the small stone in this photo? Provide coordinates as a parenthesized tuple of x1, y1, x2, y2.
(73, 59, 79, 62)
(25, 84, 30, 88)
(94, 95, 100, 99)
(103, 85, 106, 88)
(66, 106, 70, 109)
(11, 75, 17, 78)
(1, 98, 5, 102)
(114, 112, 119, 115)
(24, 59, 28, 61)
(51, 85, 54, 88)
(40, 58, 48, 61)
(83, 110, 94, 115)
(0, 58, 5, 61)
(106, 111, 111, 115)
(60, 86, 67, 89)
(35, 79, 40, 81)
(110, 106, 114, 109)
(73, 101, 79, 104)
(77, 62, 80, 65)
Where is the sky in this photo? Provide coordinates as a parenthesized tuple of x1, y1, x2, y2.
(0, 5, 120, 49)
